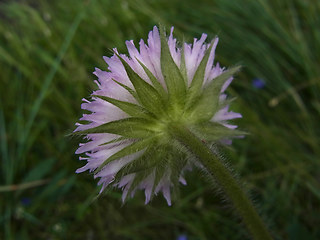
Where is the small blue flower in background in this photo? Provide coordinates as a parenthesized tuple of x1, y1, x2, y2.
(252, 78, 265, 89)
(177, 234, 188, 240)
(21, 197, 31, 206)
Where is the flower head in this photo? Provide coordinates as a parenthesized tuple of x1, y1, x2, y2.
(74, 26, 242, 205)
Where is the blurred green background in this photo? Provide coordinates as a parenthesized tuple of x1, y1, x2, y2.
(0, 0, 319, 239)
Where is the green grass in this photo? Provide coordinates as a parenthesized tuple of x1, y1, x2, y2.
(0, 0, 319, 239)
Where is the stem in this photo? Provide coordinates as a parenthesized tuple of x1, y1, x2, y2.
(0, 179, 50, 192)
(169, 124, 273, 240)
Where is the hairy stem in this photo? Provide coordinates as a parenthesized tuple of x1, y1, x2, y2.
(169, 124, 273, 240)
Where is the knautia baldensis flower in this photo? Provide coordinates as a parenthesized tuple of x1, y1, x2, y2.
(74, 26, 243, 205)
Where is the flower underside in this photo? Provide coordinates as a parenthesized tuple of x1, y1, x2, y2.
(74, 26, 243, 205)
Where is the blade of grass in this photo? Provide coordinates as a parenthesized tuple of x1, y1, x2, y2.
(0, 107, 11, 184)
(18, 1, 91, 159)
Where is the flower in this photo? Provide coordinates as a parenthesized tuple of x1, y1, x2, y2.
(177, 234, 188, 240)
(252, 78, 265, 89)
(74, 26, 242, 205)
(21, 197, 31, 206)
